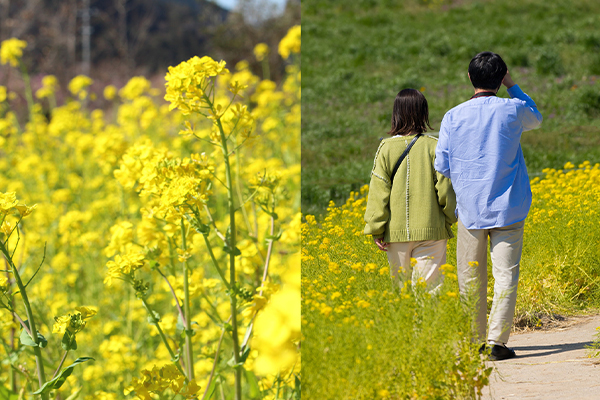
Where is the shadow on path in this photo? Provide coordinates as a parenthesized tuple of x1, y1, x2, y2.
(512, 341, 594, 359)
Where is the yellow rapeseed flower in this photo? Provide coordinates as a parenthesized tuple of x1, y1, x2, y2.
(0, 38, 27, 67)
(0, 192, 18, 214)
(119, 76, 152, 100)
(164, 55, 229, 115)
(68, 75, 93, 96)
(278, 25, 301, 60)
(254, 42, 270, 62)
(103, 85, 117, 100)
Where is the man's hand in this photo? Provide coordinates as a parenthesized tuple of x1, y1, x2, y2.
(502, 71, 516, 89)
(373, 237, 388, 251)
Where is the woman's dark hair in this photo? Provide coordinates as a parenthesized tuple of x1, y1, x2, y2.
(468, 51, 507, 90)
(388, 88, 433, 136)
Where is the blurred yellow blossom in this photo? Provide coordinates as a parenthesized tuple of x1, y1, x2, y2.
(0, 38, 27, 67)
(254, 43, 270, 61)
(278, 25, 300, 59)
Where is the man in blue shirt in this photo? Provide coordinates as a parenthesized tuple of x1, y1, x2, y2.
(435, 52, 542, 360)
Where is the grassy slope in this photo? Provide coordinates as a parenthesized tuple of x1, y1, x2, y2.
(302, 0, 600, 215)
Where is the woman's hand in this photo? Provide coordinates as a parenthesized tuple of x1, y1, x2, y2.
(373, 237, 388, 251)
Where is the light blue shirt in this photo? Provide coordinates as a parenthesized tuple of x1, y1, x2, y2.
(435, 85, 543, 229)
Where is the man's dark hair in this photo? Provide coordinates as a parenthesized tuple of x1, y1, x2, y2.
(468, 51, 508, 90)
(388, 88, 433, 136)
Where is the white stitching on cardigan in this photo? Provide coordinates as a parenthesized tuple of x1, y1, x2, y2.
(405, 138, 410, 241)
(371, 140, 386, 172)
(371, 171, 390, 185)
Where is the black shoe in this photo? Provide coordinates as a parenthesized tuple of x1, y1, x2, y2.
(489, 344, 516, 361)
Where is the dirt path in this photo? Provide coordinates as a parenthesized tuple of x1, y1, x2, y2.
(482, 315, 600, 399)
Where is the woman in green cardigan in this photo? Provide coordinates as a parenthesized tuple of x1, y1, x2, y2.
(364, 89, 457, 290)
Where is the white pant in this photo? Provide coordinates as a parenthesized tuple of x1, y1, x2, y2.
(386, 240, 448, 291)
(457, 219, 525, 344)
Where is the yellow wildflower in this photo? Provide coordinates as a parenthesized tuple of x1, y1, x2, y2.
(254, 42, 270, 61)
(103, 85, 117, 100)
(278, 25, 301, 59)
(0, 38, 27, 67)
(68, 75, 93, 96)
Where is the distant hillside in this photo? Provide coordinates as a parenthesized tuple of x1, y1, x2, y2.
(0, 0, 299, 81)
(302, 0, 600, 215)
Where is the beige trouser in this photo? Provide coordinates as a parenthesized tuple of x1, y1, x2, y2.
(457, 219, 525, 344)
(387, 240, 448, 291)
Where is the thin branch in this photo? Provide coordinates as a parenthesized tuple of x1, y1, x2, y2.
(201, 316, 231, 400)
(52, 350, 69, 379)
(241, 209, 276, 351)
(12, 312, 33, 338)
(203, 205, 227, 243)
(155, 267, 187, 327)
(24, 242, 46, 288)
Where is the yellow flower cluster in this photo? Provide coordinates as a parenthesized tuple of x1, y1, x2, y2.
(278, 25, 301, 60)
(53, 306, 97, 335)
(515, 161, 600, 320)
(125, 364, 200, 400)
(0, 38, 27, 67)
(529, 161, 600, 228)
(164, 56, 229, 114)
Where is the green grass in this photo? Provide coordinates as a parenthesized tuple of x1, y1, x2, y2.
(302, 0, 600, 215)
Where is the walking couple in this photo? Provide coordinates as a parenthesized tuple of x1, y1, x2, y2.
(364, 52, 543, 360)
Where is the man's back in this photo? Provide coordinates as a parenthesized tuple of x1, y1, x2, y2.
(435, 85, 543, 229)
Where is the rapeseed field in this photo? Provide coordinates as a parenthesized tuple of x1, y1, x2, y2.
(0, 26, 300, 399)
(302, 162, 600, 399)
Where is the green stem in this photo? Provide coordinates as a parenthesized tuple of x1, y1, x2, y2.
(241, 211, 276, 351)
(211, 98, 242, 400)
(201, 317, 230, 400)
(156, 267, 187, 326)
(140, 298, 186, 377)
(19, 62, 34, 119)
(201, 233, 230, 291)
(7, 268, 16, 392)
(181, 219, 195, 380)
(0, 241, 48, 399)
(261, 58, 270, 81)
(52, 350, 69, 379)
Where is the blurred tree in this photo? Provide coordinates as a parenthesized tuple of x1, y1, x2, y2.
(0, 0, 299, 86)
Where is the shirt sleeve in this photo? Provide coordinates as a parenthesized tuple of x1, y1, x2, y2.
(507, 85, 543, 131)
(434, 113, 451, 178)
(364, 142, 391, 238)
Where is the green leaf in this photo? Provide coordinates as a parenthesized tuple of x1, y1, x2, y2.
(223, 245, 242, 256)
(32, 357, 94, 395)
(204, 374, 218, 399)
(0, 385, 19, 400)
(147, 310, 160, 325)
(19, 321, 47, 348)
(239, 346, 252, 363)
(61, 331, 77, 351)
(293, 374, 301, 400)
(176, 313, 185, 334)
(265, 232, 282, 243)
(227, 346, 252, 369)
(191, 220, 210, 235)
(244, 369, 261, 398)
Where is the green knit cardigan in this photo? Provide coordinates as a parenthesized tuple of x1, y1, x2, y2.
(364, 133, 457, 242)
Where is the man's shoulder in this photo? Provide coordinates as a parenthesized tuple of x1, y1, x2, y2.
(443, 100, 472, 118)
